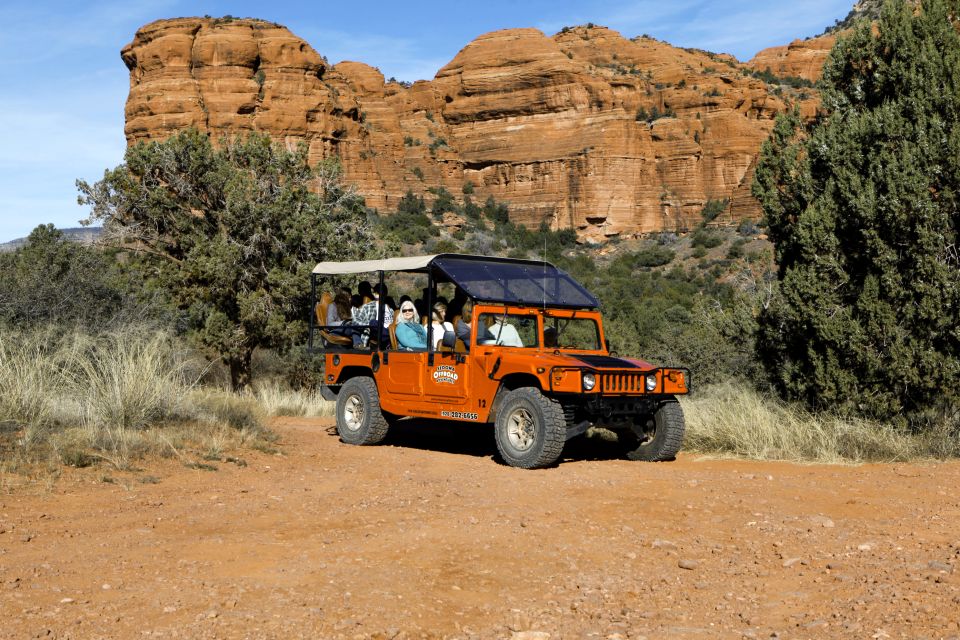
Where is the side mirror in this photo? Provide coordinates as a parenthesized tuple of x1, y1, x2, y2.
(442, 330, 457, 348)
(605, 339, 611, 353)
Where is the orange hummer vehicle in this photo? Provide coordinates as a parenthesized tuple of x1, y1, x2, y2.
(309, 254, 689, 469)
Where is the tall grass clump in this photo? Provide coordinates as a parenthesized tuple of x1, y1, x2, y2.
(0, 325, 275, 476)
(252, 379, 334, 417)
(0, 330, 66, 448)
(66, 329, 193, 431)
(54, 328, 197, 467)
(680, 383, 935, 463)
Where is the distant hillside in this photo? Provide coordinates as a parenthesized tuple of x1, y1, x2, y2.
(0, 227, 103, 253)
(827, 0, 886, 32)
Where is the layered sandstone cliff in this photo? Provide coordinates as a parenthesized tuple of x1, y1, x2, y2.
(122, 18, 819, 239)
(747, 33, 837, 82)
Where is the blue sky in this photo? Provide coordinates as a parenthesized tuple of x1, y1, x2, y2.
(0, 0, 853, 243)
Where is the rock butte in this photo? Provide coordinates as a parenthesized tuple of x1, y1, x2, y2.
(122, 18, 830, 240)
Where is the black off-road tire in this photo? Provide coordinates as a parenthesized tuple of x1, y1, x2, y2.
(494, 387, 567, 469)
(623, 400, 685, 462)
(335, 377, 390, 445)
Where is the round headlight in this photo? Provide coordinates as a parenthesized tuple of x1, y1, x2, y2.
(645, 374, 657, 392)
(582, 372, 596, 391)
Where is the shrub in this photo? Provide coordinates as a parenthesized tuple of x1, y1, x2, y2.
(691, 228, 723, 249)
(430, 239, 459, 254)
(462, 196, 482, 220)
(633, 246, 675, 267)
(374, 190, 434, 245)
(0, 329, 65, 439)
(429, 186, 457, 218)
(737, 218, 760, 236)
(482, 196, 510, 224)
(726, 238, 748, 260)
(752, 0, 960, 424)
(0, 225, 138, 330)
(700, 198, 729, 224)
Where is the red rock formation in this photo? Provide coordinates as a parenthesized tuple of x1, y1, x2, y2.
(747, 33, 838, 82)
(122, 18, 820, 239)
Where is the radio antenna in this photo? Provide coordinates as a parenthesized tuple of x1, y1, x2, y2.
(542, 213, 549, 311)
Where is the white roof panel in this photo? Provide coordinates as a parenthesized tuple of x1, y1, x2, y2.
(312, 254, 438, 275)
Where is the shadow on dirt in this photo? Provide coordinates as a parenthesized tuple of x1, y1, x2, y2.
(367, 418, 629, 466)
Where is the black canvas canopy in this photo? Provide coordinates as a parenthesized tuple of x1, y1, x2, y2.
(431, 255, 598, 309)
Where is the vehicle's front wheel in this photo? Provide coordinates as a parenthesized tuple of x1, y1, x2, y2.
(622, 400, 685, 461)
(494, 387, 566, 469)
(335, 377, 390, 445)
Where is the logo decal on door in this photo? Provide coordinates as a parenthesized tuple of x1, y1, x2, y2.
(432, 364, 459, 384)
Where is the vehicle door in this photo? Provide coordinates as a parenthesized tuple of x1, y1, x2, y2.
(382, 350, 424, 397)
(424, 349, 469, 406)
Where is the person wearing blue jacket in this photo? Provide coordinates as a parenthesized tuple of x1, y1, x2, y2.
(395, 301, 428, 350)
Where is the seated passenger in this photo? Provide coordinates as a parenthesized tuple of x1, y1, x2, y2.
(485, 314, 523, 347)
(446, 286, 467, 323)
(543, 326, 558, 348)
(326, 290, 352, 327)
(430, 302, 454, 350)
(345, 282, 375, 347)
(453, 300, 493, 351)
(395, 302, 428, 350)
(375, 284, 394, 329)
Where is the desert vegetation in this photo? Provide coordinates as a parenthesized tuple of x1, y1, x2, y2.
(1, 132, 372, 482)
(1, 0, 957, 483)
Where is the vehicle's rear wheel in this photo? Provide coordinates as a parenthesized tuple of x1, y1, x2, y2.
(335, 377, 390, 445)
(622, 400, 685, 461)
(494, 387, 566, 469)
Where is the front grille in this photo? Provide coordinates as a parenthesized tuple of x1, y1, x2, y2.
(599, 372, 646, 394)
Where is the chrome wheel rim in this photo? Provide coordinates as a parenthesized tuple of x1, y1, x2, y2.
(343, 394, 364, 432)
(506, 407, 536, 451)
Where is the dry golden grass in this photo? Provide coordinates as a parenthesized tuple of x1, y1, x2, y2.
(0, 327, 275, 482)
(252, 380, 335, 417)
(681, 383, 958, 463)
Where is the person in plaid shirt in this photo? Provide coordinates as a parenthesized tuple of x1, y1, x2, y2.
(350, 282, 392, 347)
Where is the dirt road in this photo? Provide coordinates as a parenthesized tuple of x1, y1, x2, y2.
(2, 417, 959, 639)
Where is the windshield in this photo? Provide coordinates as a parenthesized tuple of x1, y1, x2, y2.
(544, 314, 601, 351)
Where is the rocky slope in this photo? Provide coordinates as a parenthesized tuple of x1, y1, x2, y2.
(746, 33, 837, 82)
(122, 18, 821, 239)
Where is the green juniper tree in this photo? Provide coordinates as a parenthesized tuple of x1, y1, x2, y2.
(78, 129, 372, 391)
(753, 0, 960, 423)
(0, 224, 132, 328)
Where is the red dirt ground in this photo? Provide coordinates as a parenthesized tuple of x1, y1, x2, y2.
(2, 417, 959, 639)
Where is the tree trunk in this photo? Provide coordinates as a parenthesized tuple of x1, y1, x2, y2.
(228, 349, 253, 393)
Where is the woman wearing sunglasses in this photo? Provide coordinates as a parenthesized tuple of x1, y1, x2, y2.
(395, 302, 428, 350)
